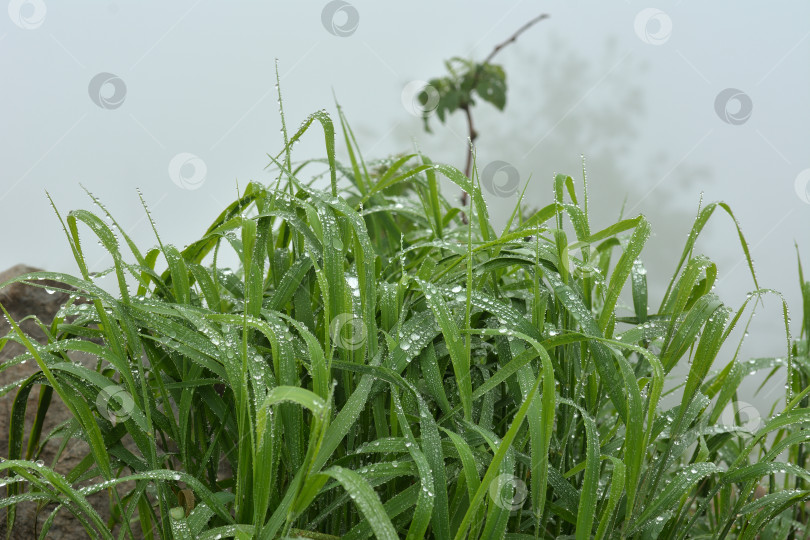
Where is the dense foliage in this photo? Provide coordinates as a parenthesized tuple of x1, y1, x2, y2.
(2, 91, 810, 539)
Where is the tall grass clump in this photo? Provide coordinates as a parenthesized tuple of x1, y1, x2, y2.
(1, 87, 810, 539)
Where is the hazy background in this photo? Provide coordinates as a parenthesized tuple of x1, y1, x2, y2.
(2, 2, 809, 416)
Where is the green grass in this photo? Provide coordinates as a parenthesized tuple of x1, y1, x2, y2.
(1, 85, 810, 539)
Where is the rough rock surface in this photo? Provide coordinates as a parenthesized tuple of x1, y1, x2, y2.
(0, 265, 143, 539)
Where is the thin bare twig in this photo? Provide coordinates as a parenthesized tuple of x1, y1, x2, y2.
(484, 13, 550, 66)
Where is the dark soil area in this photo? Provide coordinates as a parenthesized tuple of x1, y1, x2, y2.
(0, 265, 144, 539)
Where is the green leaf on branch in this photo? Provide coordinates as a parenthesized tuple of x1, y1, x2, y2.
(420, 60, 507, 132)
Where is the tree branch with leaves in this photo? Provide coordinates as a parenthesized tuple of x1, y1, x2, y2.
(419, 13, 550, 206)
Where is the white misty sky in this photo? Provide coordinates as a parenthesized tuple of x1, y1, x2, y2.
(1, 1, 809, 407)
